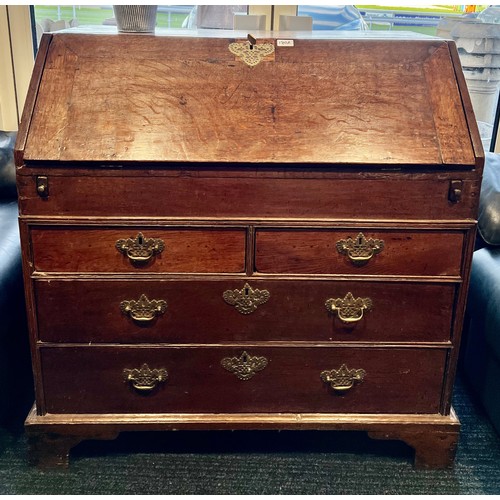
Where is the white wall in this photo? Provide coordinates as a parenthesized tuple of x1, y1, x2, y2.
(0, 5, 34, 131)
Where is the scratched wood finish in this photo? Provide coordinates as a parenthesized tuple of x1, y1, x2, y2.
(39, 346, 446, 415)
(22, 34, 475, 166)
(255, 229, 464, 276)
(34, 279, 456, 343)
(16, 174, 481, 220)
(30, 226, 246, 273)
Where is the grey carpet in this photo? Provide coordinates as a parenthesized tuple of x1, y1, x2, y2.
(0, 374, 499, 494)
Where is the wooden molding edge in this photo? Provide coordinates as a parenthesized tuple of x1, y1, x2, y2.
(25, 404, 460, 431)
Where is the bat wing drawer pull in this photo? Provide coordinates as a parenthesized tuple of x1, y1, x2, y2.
(336, 232, 384, 265)
(123, 363, 168, 392)
(120, 294, 167, 323)
(321, 364, 366, 392)
(325, 292, 372, 323)
(116, 232, 165, 264)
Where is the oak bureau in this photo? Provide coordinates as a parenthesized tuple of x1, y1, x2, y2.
(15, 30, 483, 468)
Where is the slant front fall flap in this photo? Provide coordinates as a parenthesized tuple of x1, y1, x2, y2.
(21, 32, 475, 166)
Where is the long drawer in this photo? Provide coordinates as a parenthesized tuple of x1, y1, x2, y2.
(34, 279, 456, 343)
(39, 346, 446, 414)
(30, 226, 246, 273)
(255, 229, 464, 276)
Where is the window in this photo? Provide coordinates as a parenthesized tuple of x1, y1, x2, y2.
(32, 5, 251, 45)
(3, 4, 499, 151)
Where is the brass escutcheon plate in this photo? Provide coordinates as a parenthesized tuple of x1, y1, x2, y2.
(221, 351, 268, 380)
(223, 282, 270, 314)
(229, 41, 275, 67)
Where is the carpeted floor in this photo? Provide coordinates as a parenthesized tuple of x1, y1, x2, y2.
(0, 374, 499, 495)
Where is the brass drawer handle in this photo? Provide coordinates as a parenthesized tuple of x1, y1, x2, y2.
(120, 294, 167, 323)
(123, 363, 168, 392)
(223, 283, 270, 315)
(115, 232, 165, 264)
(321, 364, 366, 392)
(221, 351, 268, 380)
(336, 232, 384, 265)
(325, 292, 372, 323)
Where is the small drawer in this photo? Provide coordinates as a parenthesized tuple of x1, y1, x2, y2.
(39, 346, 446, 414)
(30, 226, 246, 274)
(35, 279, 455, 343)
(255, 229, 464, 276)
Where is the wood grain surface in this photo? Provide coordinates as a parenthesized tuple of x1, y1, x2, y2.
(21, 34, 475, 166)
(34, 278, 456, 343)
(39, 345, 446, 414)
(17, 172, 481, 221)
(255, 228, 464, 276)
(30, 226, 246, 273)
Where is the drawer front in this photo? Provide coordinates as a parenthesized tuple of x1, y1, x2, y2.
(30, 226, 246, 273)
(39, 346, 446, 414)
(256, 229, 464, 276)
(35, 279, 455, 343)
(17, 173, 479, 221)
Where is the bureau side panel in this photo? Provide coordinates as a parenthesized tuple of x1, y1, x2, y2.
(17, 221, 45, 413)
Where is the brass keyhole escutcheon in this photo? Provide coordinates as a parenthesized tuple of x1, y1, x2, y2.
(223, 283, 270, 314)
(228, 39, 275, 67)
(221, 351, 268, 380)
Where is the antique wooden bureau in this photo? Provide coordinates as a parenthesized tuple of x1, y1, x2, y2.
(15, 30, 483, 467)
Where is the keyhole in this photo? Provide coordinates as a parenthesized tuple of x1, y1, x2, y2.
(138, 235, 143, 245)
(247, 34, 257, 50)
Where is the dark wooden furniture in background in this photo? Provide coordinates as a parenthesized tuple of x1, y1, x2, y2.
(15, 31, 483, 468)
